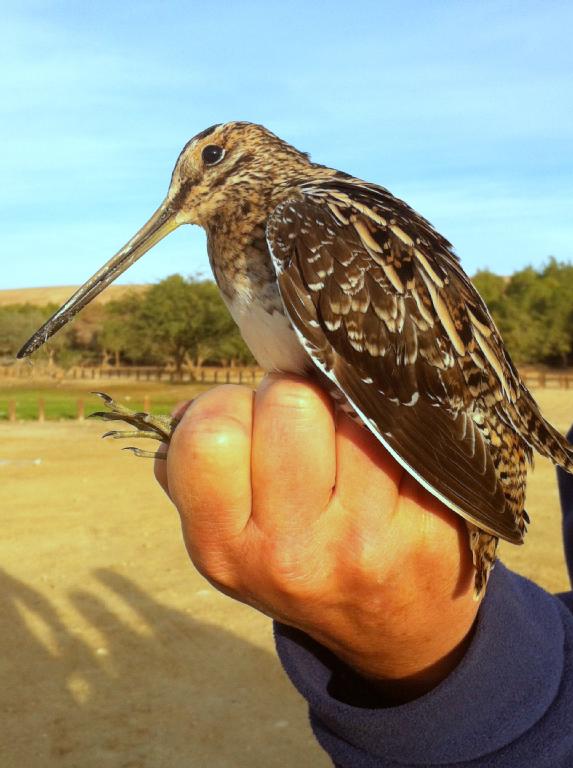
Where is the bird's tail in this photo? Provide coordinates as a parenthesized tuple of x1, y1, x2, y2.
(467, 524, 499, 600)
(515, 391, 573, 472)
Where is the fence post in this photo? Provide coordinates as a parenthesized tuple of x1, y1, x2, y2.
(539, 372, 546, 388)
(143, 395, 151, 413)
(77, 398, 85, 421)
(8, 400, 16, 422)
(38, 398, 45, 423)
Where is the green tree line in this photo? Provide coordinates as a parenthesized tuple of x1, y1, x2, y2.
(473, 259, 573, 366)
(1, 261, 573, 369)
(1, 275, 254, 371)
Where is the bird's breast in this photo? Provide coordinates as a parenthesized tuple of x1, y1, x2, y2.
(225, 286, 310, 375)
(208, 226, 311, 375)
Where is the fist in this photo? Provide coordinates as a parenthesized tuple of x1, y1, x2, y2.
(154, 375, 479, 700)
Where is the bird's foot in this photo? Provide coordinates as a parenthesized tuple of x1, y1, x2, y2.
(89, 392, 181, 459)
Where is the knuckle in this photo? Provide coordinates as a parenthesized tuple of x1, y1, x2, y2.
(196, 383, 251, 412)
(262, 377, 324, 415)
(173, 411, 249, 458)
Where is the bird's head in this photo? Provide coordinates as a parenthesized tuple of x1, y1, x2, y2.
(169, 122, 311, 228)
(17, 122, 312, 358)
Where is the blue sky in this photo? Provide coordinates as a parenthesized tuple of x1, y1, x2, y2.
(2, 0, 572, 288)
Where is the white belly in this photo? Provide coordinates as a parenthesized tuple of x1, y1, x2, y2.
(226, 294, 310, 374)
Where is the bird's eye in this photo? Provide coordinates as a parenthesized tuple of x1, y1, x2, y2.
(202, 145, 225, 166)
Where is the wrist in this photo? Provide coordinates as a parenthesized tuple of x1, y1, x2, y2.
(331, 621, 477, 704)
(305, 543, 480, 702)
(315, 616, 477, 704)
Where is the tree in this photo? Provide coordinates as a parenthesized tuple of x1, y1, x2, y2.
(10, 261, 568, 371)
(474, 260, 573, 366)
(100, 275, 254, 373)
(0, 305, 46, 358)
(101, 292, 145, 366)
(136, 275, 215, 373)
(0, 303, 75, 366)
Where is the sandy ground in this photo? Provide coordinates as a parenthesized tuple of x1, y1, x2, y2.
(1, 421, 329, 768)
(1, 387, 572, 767)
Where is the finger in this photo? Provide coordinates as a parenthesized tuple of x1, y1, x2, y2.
(153, 444, 169, 494)
(167, 385, 254, 547)
(251, 375, 336, 531)
(334, 413, 403, 522)
(154, 400, 193, 497)
(334, 414, 463, 560)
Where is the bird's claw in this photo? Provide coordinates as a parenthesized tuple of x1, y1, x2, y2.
(90, 392, 180, 459)
(101, 429, 163, 441)
(122, 446, 167, 460)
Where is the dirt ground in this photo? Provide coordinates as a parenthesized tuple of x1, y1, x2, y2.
(1, 421, 329, 768)
(1, 387, 572, 768)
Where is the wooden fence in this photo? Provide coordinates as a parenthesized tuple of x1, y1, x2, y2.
(4, 365, 572, 387)
(67, 365, 266, 385)
(0, 366, 267, 422)
(521, 372, 573, 389)
(4, 396, 136, 423)
(1, 366, 571, 423)
(1, 364, 266, 385)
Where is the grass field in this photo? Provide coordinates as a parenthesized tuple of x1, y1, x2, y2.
(1, 380, 571, 767)
(0, 380, 214, 420)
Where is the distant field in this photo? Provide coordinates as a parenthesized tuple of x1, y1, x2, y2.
(0, 284, 147, 307)
(1, 378, 571, 432)
(0, 380, 213, 420)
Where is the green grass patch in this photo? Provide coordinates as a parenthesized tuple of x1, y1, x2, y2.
(0, 381, 215, 421)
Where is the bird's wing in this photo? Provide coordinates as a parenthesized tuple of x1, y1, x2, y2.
(266, 179, 524, 543)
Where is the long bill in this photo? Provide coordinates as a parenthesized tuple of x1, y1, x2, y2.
(17, 200, 181, 358)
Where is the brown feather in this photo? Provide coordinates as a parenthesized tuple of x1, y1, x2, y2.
(268, 193, 527, 545)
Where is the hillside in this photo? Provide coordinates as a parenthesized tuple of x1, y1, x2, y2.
(0, 285, 148, 307)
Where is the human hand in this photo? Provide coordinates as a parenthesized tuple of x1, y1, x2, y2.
(154, 375, 479, 702)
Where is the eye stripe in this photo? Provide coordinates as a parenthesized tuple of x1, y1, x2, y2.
(177, 125, 222, 161)
(192, 124, 221, 142)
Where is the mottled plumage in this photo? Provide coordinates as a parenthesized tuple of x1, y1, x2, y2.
(18, 122, 573, 597)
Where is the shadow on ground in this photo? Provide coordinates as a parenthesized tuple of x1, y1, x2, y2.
(0, 568, 323, 768)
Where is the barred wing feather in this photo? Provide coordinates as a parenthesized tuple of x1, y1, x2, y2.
(266, 185, 523, 544)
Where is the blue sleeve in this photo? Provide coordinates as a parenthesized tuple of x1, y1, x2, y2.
(557, 425, 573, 589)
(274, 424, 573, 768)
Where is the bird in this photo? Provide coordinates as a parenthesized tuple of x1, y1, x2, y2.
(17, 121, 573, 597)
